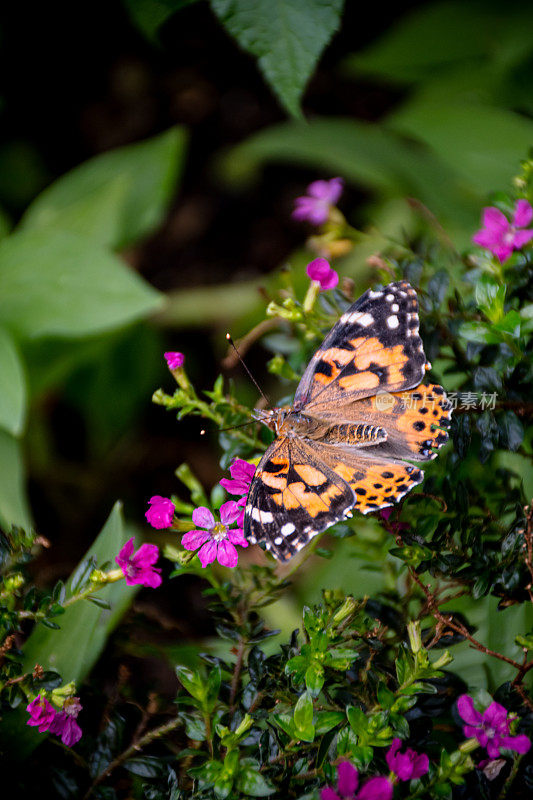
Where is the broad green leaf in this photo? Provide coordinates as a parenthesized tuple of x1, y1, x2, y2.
(388, 102, 533, 195)
(210, 0, 344, 118)
(237, 766, 275, 796)
(293, 690, 314, 732)
(218, 117, 480, 233)
(0, 327, 27, 436)
(20, 127, 187, 249)
(0, 229, 163, 339)
(22, 502, 138, 684)
(344, 2, 506, 83)
(0, 429, 32, 530)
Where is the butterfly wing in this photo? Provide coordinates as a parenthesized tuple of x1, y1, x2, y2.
(295, 281, 426, 411)
(304, 439, 424, 514)
(244, 436, 355, 561)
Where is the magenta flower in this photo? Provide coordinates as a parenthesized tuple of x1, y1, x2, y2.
(181, 501, 248, 568)
(307, 258, 339, 291)
(321, 761, 393, 800)
(386, 738, 429, 781)
(220, 458, 256, 525)
(457, 695, 531, 759)
(116, 537, 162, 588)
(472, 200, 533, 263)
(48, 697, 82, 747)
(293, 177, 344, 225)
(145, 495, 175, 529)
(26, 695, 57, 733)
(164, 351, 185, 369)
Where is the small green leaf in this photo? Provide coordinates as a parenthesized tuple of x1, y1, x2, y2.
(305, 661, 324, 696)
(237, 766, 276, 797)
(346, 706, 368, 737)
(210, 0, 344, 118)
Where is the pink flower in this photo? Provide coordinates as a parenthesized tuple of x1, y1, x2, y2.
(220, 458, 256, 496)
(26, 695, 57, 733)
(457, 695, 531, 759)
(116, 537, 162, 588)
(321, 761, 393, 800)
(164, 351, 185, 369)
(293, 177, 344, 225)
(386, 738, 429, 781)
(181, 501, 248, 568)
(145, 495, 175, 529)
(306, 258, 339, 291)
(472, 200, 533, 263)
(48, 697, 82, 747)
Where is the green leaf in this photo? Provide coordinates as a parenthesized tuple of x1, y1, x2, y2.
(0, 327, 26, 436)
(305, 661, 324, 696)
(0, 229, 163, 340)
(346, 705, 368, 737)
(293, 690, 314, 732)
(237, 766, 275, 797)
(22, 503, 138, 682)
(1, 504, 138, 759)
(0, 429, 32, 530)
(124, 0, 199, 42)
(314, 711, 344, 735)
(218, 117, 479, 233)
(20, 127, 187, 250)
(210, 0, 344, 118)
(345, 2, 506, 83)
(388, 102, 533, 196)
(176, 665, 207, 702)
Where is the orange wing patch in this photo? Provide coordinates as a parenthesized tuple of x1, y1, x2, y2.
(330, 458, 423, 514)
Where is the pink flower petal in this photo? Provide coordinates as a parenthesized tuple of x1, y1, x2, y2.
(118, 537, 135, 562)
(320, 789, 341, 800)
(192, 507, 215, 530)
(230, 458, 256, 482)
(358, 776, 393, 800)
(472, 230, 499, 248)
(227, 527, 248, 547)
(216, 539, 239, 568)
(483, 701, 508, 731)
(512, 229, 533, 249)
(500, 734, 531, 754)
(308, 179, 334, 200)
(219, 500, 241, 525)
(164, 351, 184, 369)
(513, 199, 533, 228)
(411, 752, 429, 779)
(482, 207, 509, 232)
(457, 695, 483, 726)
(181, 529, 210, 550)
(197, 539, 217, 567)
(131, 543, 159, 567)
(492, 244, 514, 263)
(337, 761, 358, 795)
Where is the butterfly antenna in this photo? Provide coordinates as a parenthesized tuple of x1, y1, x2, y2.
(200, 420, 256, 436)
(225, 333, 270, 406)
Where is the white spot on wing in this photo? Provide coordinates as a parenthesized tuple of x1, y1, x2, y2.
(385, 293, 394, 302)
(387, 315, 399, 329)
(391, 303, 399, 312)
(281, 522, 295, 535)
(368, 290, 383, 299)
(252, 508, 273, 522)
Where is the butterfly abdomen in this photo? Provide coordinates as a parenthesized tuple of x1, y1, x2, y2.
(322, 422, 388, 447)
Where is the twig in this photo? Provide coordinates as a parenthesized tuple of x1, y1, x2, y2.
(229, 638, 246, 715)
(83, 716, 182, 799)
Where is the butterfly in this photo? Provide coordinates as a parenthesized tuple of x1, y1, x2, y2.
(243, 280, 452, 561)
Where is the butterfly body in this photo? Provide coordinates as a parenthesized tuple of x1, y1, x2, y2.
(244, 281, 452, 561)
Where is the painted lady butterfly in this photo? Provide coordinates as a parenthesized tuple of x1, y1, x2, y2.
(243, 281, 452, 561)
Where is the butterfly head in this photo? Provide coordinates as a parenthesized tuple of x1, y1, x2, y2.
(252, 406, 313, 438)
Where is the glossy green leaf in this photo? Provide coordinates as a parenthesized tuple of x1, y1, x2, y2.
(210, 0, 344, 118)
(0, 229, 163, 340)
(0, 327, 27, 436)
(20, 127, 187, 249)
(237, 766, 275, 796)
